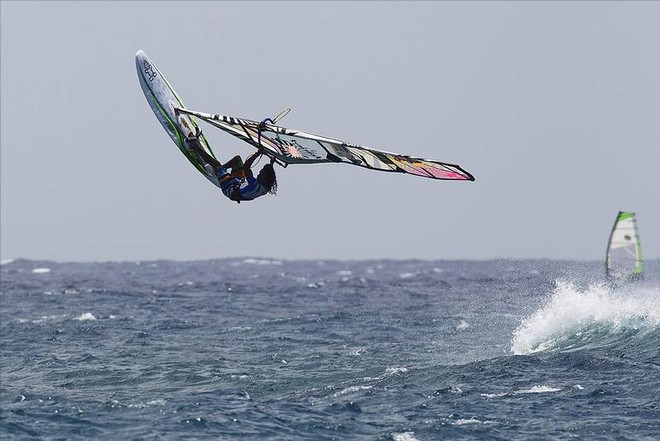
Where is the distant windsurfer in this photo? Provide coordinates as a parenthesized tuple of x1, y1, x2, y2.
(184, 128, 277, 204)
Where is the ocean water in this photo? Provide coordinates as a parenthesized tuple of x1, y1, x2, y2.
(1, 258, 658, 440)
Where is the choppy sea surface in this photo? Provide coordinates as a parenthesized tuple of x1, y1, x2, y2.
(1, 258, 659, 440)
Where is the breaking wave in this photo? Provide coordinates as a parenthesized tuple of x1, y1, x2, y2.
(511, 280, 660, 356)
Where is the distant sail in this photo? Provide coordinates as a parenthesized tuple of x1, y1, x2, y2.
(175, 108, 475, 181)
(605, 211, 643, 280)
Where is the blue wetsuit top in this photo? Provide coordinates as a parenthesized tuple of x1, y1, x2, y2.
(219, 172, 268, 203)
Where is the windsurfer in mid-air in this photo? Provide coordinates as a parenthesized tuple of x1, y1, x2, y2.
(184, 127, 277, 204)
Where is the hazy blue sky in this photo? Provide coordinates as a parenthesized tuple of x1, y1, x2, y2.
(2, 2, 659, 262)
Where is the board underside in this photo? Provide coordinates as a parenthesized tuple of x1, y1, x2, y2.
(135, 50, 221, 188)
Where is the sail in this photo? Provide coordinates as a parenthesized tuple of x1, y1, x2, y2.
(605, 211, 643, 280)
(175, 108, 475, 181)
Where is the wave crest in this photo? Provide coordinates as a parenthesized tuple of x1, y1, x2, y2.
(511, 280, 660, 355)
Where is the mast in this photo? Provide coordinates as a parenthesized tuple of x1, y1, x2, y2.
(604, 211, 622, 280)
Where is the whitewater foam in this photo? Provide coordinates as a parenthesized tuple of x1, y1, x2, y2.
(392, 432, 419, 441)
(32, 268, 51, 274)
(515, 385, 561, 394)
(74, 312, 97, 321)
(511, 281, 660, 354)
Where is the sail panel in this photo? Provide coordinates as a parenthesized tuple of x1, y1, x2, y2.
(606, 211, 643, 280)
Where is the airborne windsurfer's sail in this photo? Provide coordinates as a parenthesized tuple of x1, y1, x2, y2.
(174, 107, 475, 182)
